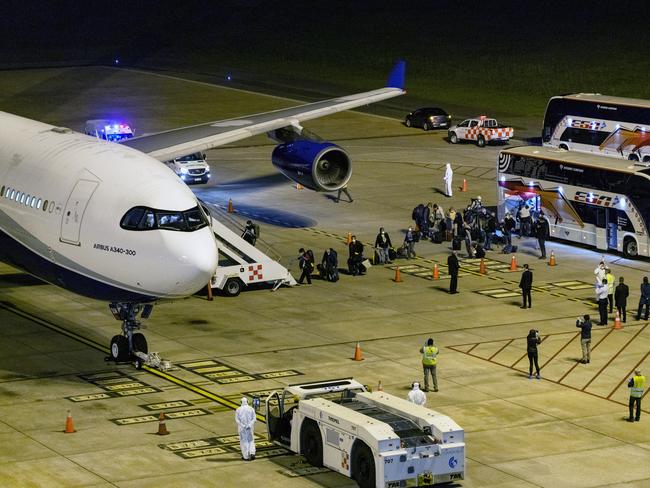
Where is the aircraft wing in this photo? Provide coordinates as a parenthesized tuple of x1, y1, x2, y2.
(122, 61, 406, 162)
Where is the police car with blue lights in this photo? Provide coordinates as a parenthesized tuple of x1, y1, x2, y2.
(84, 119, 135, 142)
(266, 378, 465, 488)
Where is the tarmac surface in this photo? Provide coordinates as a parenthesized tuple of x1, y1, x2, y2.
(1, 67, 650, 487)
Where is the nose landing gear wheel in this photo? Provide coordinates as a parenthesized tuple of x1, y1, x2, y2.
(110, 335, 129, 362)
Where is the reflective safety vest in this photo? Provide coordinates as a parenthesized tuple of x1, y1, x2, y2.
(606, 274, 615, 295)
(630, 375, 646, 398)
(422, 346, 438, 366)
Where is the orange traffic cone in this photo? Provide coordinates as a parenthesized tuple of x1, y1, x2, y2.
(156, 412, 170, 435)
(432, 264, 440, 280)
(460, 179, 468, 192)
(479, 258, 486, 274)
(296, 183, 303, 190)
(227, 198, 234, 213)
(613, 310, 623, 330)
(394, 266, 403, 282)
(64, 410, 76, 433)
(377, 380, 383, 391)
(352, 342, 364, 361)
(548, 250, 556, 266)
(345, 232, 352, 245)
(510, 254, 517, 271)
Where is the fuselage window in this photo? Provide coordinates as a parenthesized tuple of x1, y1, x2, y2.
(120, 205, 208, 232)
(4, 187, 9, 198)
(43, 200, 48, 211)
(31, 197, 36, 208)
(14, 191, 20, 201)
(48, 201, 54, 213)
(36, 199, 42, 209)
(23, 194, 29, 205)
(0, 186, 4, 197)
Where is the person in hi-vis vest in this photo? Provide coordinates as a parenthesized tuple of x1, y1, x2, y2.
(627, 369, 646, 422)
(420, 338, 439, 392)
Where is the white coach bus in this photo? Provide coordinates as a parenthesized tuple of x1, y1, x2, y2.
(541, 94, 650, 163)
(497, 146, 650, 258)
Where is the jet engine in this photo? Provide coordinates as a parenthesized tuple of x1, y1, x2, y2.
(271, 140, 352, 192)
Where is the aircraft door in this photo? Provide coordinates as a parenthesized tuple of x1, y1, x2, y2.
(60, 179, 99, 246)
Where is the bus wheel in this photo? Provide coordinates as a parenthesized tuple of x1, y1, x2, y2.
(628, 154, 639, 162)
(352, 441, 375, 488)
(623, 238, 639, 259)
(477, 135, 486, 147)
(300, 420, 323, 467)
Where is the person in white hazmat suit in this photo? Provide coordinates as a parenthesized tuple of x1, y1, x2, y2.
(236, 397, 256, 460)
(443, 163, 453, 197)
(407, 382, 427, 406)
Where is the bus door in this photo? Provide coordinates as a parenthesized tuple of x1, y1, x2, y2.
(594, 207, 617, 251)
(606, 209, 618, 250)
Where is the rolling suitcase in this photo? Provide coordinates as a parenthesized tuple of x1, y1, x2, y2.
(452, 237, 462, 251)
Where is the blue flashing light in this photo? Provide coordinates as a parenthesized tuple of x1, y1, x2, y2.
(567, 118, 573, 125)
(226, 74, 232, 81)
(558, 186, 564, 194)
(499, 176, 505, 182)
(528, 180, 534, 187)
(620, 197, 627, 208)
(114, 59, 119, 65)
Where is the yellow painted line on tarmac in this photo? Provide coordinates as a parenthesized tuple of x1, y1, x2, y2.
(0, 301, 266, 423)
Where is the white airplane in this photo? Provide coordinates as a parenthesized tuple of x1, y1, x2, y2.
(0, 61, 405, 361)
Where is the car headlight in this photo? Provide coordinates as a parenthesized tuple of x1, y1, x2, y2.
(180, 167, 189, 174)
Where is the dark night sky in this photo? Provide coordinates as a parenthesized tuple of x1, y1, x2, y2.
(3, 1, 648, 64)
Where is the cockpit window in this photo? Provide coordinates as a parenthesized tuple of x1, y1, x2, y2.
(120, 205, 208, 232)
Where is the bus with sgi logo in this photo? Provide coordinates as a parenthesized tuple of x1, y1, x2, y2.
(541, 93, 650, 163)
(497, 145, 650, 259)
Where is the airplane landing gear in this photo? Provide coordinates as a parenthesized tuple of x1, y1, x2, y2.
(107, 303, 153, 362)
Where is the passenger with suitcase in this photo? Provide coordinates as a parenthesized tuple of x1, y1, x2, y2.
(321, 248, 339, 282)
(348, 236, 365, 276)
(404, 226, 416, 259)
(374, 227, 393, 264)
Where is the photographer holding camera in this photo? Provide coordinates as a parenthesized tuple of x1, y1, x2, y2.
(526, 329, 542, 380)
(576, 315, 592, 364)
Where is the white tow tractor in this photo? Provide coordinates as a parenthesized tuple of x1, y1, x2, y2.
(265, 378, 465, 488)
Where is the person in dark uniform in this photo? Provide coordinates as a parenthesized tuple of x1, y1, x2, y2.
(242, 220, 257, 246)
(348, 236, 364, 275)
(447, 250, 459, 294)
(526, 329, 542, 379)
(615, 277, 630, 323)
(519, 264, 533, 308)
(535, 213, 550, 259)
(636, 276, 650, 321)
(297, 248, 313, 285)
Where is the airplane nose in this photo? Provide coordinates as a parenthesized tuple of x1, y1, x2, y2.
(162, 229, 218, 296)
(182, 235, 218, 293)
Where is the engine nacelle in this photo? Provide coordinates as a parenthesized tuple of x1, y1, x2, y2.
(271, 141, 352, 192)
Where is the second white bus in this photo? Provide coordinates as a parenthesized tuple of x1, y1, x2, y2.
(497, 145, 650, 258)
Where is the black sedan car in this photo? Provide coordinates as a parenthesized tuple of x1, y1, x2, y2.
(404, 107, 451, 131)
